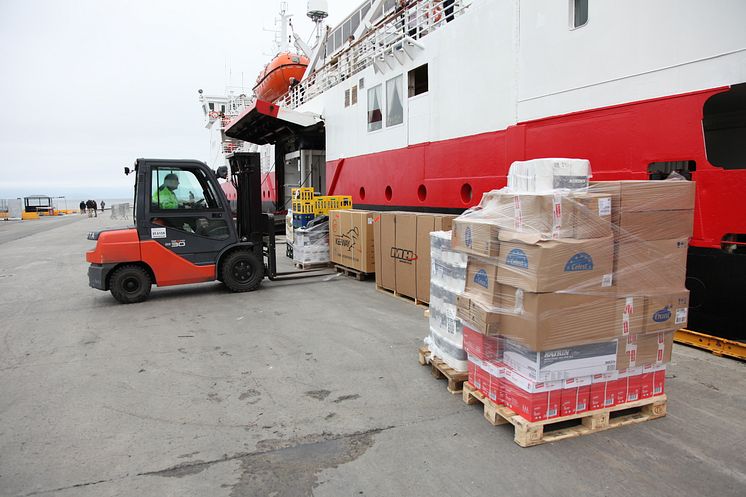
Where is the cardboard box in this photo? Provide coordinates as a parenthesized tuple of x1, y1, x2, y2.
(590, 180, 695, 213)
(452, 218, 500, 257)
(589, 372, 620, 410)
(502, 338, 618, 381)
(643, 290, 689, 332)
(502, 367, 563, 421)
(458, 285, 644, 350)
(614, 238, 688, 293)
(617, 209, 694, 241)
(330, 209, 376, 273)
(572, 192, 613, 239)
(617, 331, 674, 370)
(480, 191, 576, 239)
(494, 233, 614, 293)
(560, 376, 592, 416)
(457, 294, 502, 336)
(374, 212, 455, 302)
(462, 324, 502, 361)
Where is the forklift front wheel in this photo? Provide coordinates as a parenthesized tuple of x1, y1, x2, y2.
(221, 250, 264, 293)
(109, 265, 152, 304)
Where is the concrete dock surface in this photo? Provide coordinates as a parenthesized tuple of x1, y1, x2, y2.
(0, 216, 744, 497)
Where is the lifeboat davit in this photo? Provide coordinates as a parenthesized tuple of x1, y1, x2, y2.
(253, 52, 309, 102)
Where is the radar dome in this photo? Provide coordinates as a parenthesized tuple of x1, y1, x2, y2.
(307, 0, 329, 20)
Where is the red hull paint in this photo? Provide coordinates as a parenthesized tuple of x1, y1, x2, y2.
(325, 86, 745, 250)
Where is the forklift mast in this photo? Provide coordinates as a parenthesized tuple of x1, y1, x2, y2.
(227, 152, 266, 241)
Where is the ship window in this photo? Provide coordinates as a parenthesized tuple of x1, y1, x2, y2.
(351, 12, 361, 34)
(343, 19, 351, 40)
(648, 161, 696, 181)
(334, 29, 342, 51)
(359, 78, 365, 90)
(208, 103, 214, 110)
(408, 64, 428, 97)
(571, 0, 589, 29)
(703, 84, 746, 170)
(368, 84, 383, 131)
(386, 75, 404, 127)
(345, 89, 351, 108)
(351, 85, 358, 105)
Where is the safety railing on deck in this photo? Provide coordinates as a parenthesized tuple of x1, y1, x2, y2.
(281, 0, 471, 110)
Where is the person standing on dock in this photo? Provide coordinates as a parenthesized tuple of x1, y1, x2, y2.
(91, 200, 98, 217)
(79, 201, 86, 215)
(100, 200, 105, 213)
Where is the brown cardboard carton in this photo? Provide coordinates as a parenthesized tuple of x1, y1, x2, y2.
(614, 238, 688, 293)
(452, 218, 499, 257)
(374, 212, 396, 290)
(495, 233, 614, 293)
(394, 213, 418, 299)
(617, 331, 673, 370)
(481, 191, 575, 239)
(591, 180, 694, 212)
(643, 290, 689, 332)
(457, 294, 501, 335)
(464, 256, 501, 306)
(617, 209, 694, 241)
(374, 212, 456, 301)
(330, 209, 376, 273)
(572, 192, 613, 239)
(458, 284, 645, 350)
(416, 214, 453, 303)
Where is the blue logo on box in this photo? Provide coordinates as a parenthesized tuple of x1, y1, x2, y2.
(564, 252, 594, 272)
(506, 248, 529, 269)
(474, 269, 489, 288)
(465, 226, 473, 248)
(652, 306, 672, 323)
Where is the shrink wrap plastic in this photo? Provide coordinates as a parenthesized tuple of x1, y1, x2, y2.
(424, 231, 469, 372)
(451, 172, 694, 355)
(293, 219, 330, 265)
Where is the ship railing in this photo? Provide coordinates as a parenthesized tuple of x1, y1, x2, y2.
(281, 0, 471, 110)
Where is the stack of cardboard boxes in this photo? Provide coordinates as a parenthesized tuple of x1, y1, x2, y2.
(374, 212, 456, 304)
(450, 162, 693, 422)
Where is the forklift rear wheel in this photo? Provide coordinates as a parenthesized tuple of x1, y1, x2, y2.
(109, 265, 152, 304)
(221, 250, 264, 292)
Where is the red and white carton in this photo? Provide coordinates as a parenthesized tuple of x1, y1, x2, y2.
(590, 371, 620, 410)
(463, 325, 501, 361)
(502, 367, 563, 422)
(652, 364, 667, 396)
(502, 338, 617, 381)
(482, 360, 506, 406)
(639, 364, 657, 399)
(560, 375, 592, 416)
(625, 366, 643, 403)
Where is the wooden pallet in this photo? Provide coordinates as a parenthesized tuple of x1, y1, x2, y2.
(462, 382, 667, 447)
(293, 261, 331, 270)
(334, 264, 374, 281)
(377, 286, 428, 308)
(418, 346, 468, 394)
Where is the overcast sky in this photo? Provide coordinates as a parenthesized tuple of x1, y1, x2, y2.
(0, 0, 348, 199)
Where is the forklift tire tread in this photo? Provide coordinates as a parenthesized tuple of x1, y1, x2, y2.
(221, 250, 264, 293)
(109, 265, 152, 304)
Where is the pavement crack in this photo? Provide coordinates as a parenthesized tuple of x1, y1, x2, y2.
(20, 478, 117, 496)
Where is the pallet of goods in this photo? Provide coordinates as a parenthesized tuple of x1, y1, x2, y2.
(447, 158, 693, 446)
(419, 231, 469, 392)
(293, 217, 331, 269)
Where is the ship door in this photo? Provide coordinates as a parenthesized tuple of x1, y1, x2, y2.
(284, 149, 326, 196)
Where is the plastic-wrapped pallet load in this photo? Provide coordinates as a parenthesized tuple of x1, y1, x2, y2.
(424, 231, 468, 372)
(452, 159, 693, 422)
(293, 218, 330, 266)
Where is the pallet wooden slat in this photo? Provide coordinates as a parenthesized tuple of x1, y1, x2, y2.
(462, 381, 667, 447)
(293, 261, 331, 270)
(418, 346, 468, 394)
(377, 286, 428, 308)
(333, 264, 374, 281)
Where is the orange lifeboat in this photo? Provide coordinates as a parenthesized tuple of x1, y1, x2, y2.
(253, 52, 309, 102)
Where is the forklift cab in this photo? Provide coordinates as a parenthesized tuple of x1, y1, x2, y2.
(133, 158, 241, 265)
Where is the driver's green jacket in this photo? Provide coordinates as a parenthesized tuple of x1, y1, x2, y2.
(152, 187, 179, 209)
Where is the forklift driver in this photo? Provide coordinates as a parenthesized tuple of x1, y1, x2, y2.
(152, 173, 181, 209)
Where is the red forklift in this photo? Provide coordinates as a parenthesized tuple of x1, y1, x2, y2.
(86, 153, 329, 303)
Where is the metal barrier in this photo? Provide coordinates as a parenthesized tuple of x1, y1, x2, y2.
(110, 203, 131, 220)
